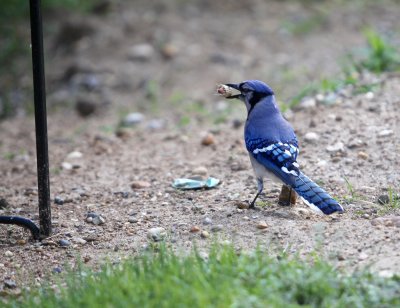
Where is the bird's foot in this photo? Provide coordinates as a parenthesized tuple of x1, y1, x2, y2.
(248, 201, 261, 211)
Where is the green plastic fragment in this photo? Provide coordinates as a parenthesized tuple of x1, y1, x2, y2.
(172, 177, 220, 190)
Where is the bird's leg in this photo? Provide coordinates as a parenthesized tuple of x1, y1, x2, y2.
(249, 178, 263, 208)
(289, 187, 297, 205)
(278, 185, 297, 206)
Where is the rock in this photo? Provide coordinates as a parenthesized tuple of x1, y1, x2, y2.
(326, 142, 345, 154)
(146, 119, 165, 131)
(296, 97, 316, 110)
(59, 239, 71, 247)
(371, 216, 400, 227)
(160, 43, 178, 59)
(201, 133, 215, 146)
(131, 181, 151, 189)
(316, 160, 328, 167)
(211, 224, 223, 232)
(54, 196, 64, 205)
(122, 112, 145, 126)
(128, 44, 155, 61)
(115, 128, 131, 140)
(0, 198, 9, 209)
(203, 217, 212, 225)
(190, 226, 200, 233)
(257, 221, 268, 229)
(357, 151, 369, 160)
(201, 231, 210, 238)
(75, 98, 98, 117)
(92, 216, 106, 225)
(147, 227, 166, 242)
(86, 213, 105, 225)
(232, 119, 243, 129)
(362, 213, 370, 219)
(73, 237, 87, 245)
(347, 139, 365, 149)
(128, 217, 138, 223)
(358, 252, 368, 261)
(4, 280, 17, 289)
(4, 250, 13, 257)
(337, 253, 345, 261)
(61, 162, 73, 170)
(377, 195, 390, 205)
(230, 162, 247, 172)
(304, 132, 319, 143)
(192, 166, 208, 177)
(53, 267, 62, 273)
(378, 129, 393, 137)
(67, 151, 83, 159)
(235, 201, 249, 209)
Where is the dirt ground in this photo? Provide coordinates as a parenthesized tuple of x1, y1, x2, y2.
(1, 0, 400, 292)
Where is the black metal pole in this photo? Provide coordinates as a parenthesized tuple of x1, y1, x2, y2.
(29, 0, 51, 237)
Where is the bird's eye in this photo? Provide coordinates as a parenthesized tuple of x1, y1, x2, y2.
(241, 88, 251, 93)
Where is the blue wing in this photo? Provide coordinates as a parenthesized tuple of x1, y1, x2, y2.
(247, 139, 300, 185)
(248, 139, 344, 215)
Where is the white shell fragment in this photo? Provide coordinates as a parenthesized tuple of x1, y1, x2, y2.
(216, 84, 239, 98)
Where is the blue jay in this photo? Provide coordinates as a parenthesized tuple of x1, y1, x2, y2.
(218, 80, 344, 215)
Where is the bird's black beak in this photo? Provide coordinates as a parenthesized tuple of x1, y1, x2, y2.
(224, 83, 242, 99)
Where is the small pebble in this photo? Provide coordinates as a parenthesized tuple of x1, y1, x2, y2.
(147, 227, 166, 242)
(59, 239, 71, 247)
(235, 201, 249, 209)
(337, 254, 345, 261)
(131, 181, 151, 189)
(128, 44, 154, 61)
(232, 119, 243, 129)
(190, 226, 200, 233)
(211, 224, 223, 232)
(358, 252, 368, 261)
(67, 151, 83, 159)
(54, 196, 64, 205)
(326, 142, 345, 154)
(201, 133, 215, 146)
(128, 217, 138, 223)
(161, 43, 178, 59)
(297, 97, 316, 110)
(73, 237, 87, 245)
(123, 112, 145, 126)
(378, 129, 393, 137)
(4, 280, 17, 289)
(357, 151, 369, 160)
(200, 231, 210, 238)
(4, 250, 13, 257)
(61, 162, 73, 170)
(377, 195, 390, 205)
(203, 217, 212, 225)
(257, 221, 268, 229)
(75, 99, 97, 117)
(192, 166, 208, 176)
(304, 132, 319, 143)
(92, 216, 106, 225)
(0, 198, 9, 209)
(53, 267, 62, 274)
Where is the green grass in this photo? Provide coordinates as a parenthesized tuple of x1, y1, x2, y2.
(349, 29, 400, 74)
(4, 245, 400, 307)
(284, 29, 399, 110)
(378, 188, 400, 215)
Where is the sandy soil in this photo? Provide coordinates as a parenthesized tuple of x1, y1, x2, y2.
(1, 0, 399, 292)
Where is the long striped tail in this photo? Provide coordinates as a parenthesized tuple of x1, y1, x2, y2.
(292, 171, 344, 215)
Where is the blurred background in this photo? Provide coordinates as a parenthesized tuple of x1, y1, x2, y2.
(1, 0, 399, 122)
